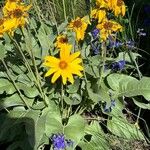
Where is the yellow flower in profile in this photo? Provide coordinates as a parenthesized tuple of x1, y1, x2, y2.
(109, 0, 126, 16)
(55, 34, 72, 50)
(3, 2, 31, 27)
(91, 8, 106, 23)
(96, 19, 123, 41)
(0, 19, 5, 37)
(43, 46, 83, 84)
(68, 17, 89, 41)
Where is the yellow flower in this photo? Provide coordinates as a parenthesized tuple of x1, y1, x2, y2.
(91, 8, 106, 23)
(68, 17, 89, 41)
(3, 2, 31, 27)
(109, 0, 126, 16)
(43, 46, 83, 84)
(55, 34, 72, 50)
(96, 19, 123, 41)
(0, 18, 17, 37)
(96, 0, 111, 9)
(0, 19, 5, 37)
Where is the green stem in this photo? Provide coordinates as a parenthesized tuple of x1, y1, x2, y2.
(21, 28, 48, 106)
(9, 33, 48, 107)
(128, 51, 142, 124)
(62, 0, 67, 21)
(61, 83, 64, 114)
(1, 59, 30, 109)
(99, 42, 106, 86)
(71, 0, 75, 19)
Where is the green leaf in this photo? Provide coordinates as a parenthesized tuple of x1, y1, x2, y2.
(23, 110, 41, 149)
(17, 83, 39, 98)
(66, 79, 80, 94)
(0, 42, 6, 59)
(0, 78, 16, 94)
(64, 114, 85, 147)
(45, 111, 63, 137)
(107, 74, 150, 100)
(133, 98, 150, 109)
(85, 65, 100, 78)
(25, 111, 48, 150)
(64, 93, 82, 105)
(0, 93, 34, 110)
(107, 116, 144, 140)
(79, 121, 110, 150)
(87, 83, 101, 103)
(11, 64, 27, 75)
(0, 110, 27, 141)
(58, 21, 68, 33)
(116, 52, 141, 63)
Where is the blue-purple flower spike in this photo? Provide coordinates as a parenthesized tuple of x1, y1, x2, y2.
(51, 134, 73, 150)
(51, 134, 66, 150)
(91, 42, 100, 55)
(126, 40, 135, 49)
(108, 37, 123, 49)
(91, 28, 100, 39)
(112, 60, 126, 70)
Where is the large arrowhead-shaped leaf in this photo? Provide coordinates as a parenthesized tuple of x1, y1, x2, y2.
(107, 116, 144, 140)
(79, 121, 110, 150)
(45, 111, 63, 137)
(64, 114, 85, 148)
(107, 74, 150, 100)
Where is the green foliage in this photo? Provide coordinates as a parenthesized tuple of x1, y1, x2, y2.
(0, 0, 150, 150)
(107, 74, 150, 100)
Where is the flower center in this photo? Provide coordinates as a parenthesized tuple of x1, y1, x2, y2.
(73, 19, 82, 28)
(59, 61, 68, 69)
(103, 22, 113, 30)
(59, 37, 68, 44)
(13, 9, 23, 18)
(117, 0, 123, 6)
(0, 19, 4, 26)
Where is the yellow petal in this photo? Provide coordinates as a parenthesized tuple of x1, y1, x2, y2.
(45, 68, 57, 77)
(69, 51, 81, 62)
(71, 58, 82, 64)
(51, 71, 61, 83)
(61, 71, 67, 85)
(122, 5, 126, 16)
(60, 45, 72, 59)
(43, 56, 59, 67)
(68, 73, 74, 84)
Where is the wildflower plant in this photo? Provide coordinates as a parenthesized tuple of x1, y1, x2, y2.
(0, 0, 150, 150)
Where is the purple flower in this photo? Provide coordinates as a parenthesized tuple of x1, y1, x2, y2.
(109, 41, 123, 48)
(111, 100, 116, 107)
(91, 42, 101, 55)
(51, 134, 73, 150)
(108, 37, 123, 48)
(137, 28, 146, 37)
(125, 40, 135, 49)
(91, 28, 100, 39)
(112, 60, 126, 70)
(51, 134, 66, 150)
(104, 100, 116, 113)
